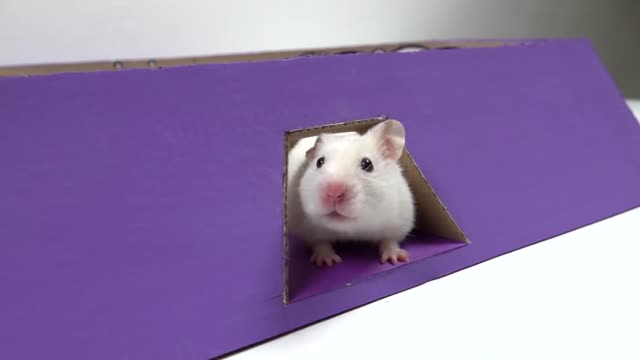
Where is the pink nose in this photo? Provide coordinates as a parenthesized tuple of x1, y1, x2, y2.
(325, 181, 347, 201)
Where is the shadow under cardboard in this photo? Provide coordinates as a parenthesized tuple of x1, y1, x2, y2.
(287, 234, 468, 302)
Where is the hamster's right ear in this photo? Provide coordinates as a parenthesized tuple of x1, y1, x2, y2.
(305, 135, 323, 159)
(366, 119, 406, 161)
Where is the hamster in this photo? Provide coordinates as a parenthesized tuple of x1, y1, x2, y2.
(287, 120, 415, 267)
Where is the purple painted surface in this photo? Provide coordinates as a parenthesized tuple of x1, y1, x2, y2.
(1, 40, 640, 359)
(288, 235, 467, 302)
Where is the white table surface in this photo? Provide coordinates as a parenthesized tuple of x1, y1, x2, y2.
(229, 100, 640, 360)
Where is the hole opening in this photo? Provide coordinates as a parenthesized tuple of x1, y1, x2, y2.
(283, 116, 468, 303)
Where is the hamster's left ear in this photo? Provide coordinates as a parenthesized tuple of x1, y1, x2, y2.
(366, 119, 406, 161)
(305, 135, 324, 160)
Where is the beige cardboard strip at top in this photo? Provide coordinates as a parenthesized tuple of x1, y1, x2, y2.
(0, 40, 516, 76)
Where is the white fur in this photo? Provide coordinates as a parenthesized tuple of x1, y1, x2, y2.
(286, 120, 415, 265)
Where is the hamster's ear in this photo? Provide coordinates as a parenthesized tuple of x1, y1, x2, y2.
(305, 135, 323, 159)
(366, 119, 405, 161)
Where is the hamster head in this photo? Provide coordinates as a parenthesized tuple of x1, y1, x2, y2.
(298, 119, 409, 233)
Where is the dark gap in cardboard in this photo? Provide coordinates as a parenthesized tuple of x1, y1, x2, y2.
(283, 116, 469, 304)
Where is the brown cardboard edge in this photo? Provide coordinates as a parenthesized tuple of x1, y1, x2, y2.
(282, 132, 291, 303)
(403, 150, 469, 243)
(0, 40, 520, 77)
(282, 116, 469, 303)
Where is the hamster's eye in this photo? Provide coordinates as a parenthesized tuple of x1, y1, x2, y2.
(316, 156, 325, 169)
(360, 157, 374, 172)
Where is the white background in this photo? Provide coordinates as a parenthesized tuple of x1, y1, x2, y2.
(1, 1, 639, 96)
(1, 2, 639, 358)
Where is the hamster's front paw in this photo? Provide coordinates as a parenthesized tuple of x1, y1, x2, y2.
(310, 242, 342, 267)
(379, 240, 409, 265)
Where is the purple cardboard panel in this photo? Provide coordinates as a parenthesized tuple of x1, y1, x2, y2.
(1, 39, 640, 359)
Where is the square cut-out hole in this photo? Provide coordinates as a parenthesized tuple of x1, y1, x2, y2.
(283, 116, 469, 303)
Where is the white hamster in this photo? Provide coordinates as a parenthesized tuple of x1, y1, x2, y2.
(287, 120, 415, 267)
